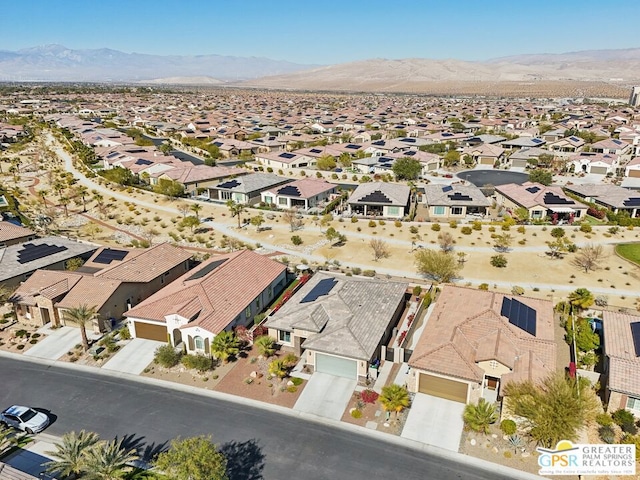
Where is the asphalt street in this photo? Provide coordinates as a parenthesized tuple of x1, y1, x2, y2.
(0, 357, 537, 480)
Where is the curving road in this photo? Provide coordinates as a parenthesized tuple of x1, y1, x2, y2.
(0, 356, 540, 480)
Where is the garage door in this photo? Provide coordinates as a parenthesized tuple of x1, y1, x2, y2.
(590, 166, 607, 175)
(134, 322, 167, 342)
(629, 170, 640, 178)
(418, 373, 468, 403)
(480, 157, 493, 165)
(315, 353, 357, 379)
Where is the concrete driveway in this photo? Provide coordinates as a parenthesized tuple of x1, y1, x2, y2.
(293, 372, 356, 420)
(24, 326, 85, 360)
(401, 393, 465, 452)
(102, 338, 164, 375)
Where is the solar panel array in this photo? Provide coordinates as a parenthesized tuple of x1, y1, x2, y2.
(623, 198, 640, 207)
(442, 185, 453, 192)
(526, 186, 541, 194)
(631, 322, 640, 357)
(501, 297, 537, 336)
(217, 179, 241, 189)
(544, 192, 574, 205)
(400, 138, 416, 143)
(310, 148, 323, 154)
(277, 185, 301, 197)
(186, 259, 228, 281)
(135, 159, 152, 166)
(17, 243, 69, 264)
(345, 144, 361, 150)
(359, 190, 392, 204)
(531, 138, 543, 144)
(300, 277, 338, 303)
(93, 248, 128, 265)
(448, 192, 472, 201)
(372, 140, 386, 146)
(279, 152, 295, 159)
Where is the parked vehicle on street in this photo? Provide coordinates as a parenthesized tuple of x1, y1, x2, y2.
(0, 405, 50, 434)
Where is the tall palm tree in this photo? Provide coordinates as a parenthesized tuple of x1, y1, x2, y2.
(44, 430, 100, 479)
(462, 398, 498, 434)
(254, 335, 276, 357)
(190, 203, 202, 220)
(379, 384, 410, 420)
(226, 199, 247, 229)
(210, 331, 240, 363)
(82, 438, 138, 480)
(568, 288, 594, 313)
(63, 304, 98, 351)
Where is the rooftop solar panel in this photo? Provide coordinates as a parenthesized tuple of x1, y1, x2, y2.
(186, 259, 228, 281)
(442, 133, 453, 137)
(623, 198, 640, 207)
(217, 179, 241, 189)
(448, 193, 472, 201)
(400, 138, 416, 143)
(135, 159, 153, 165)
(501, 297, 537, 336)
(372, 140, 386, 146)
(442, 185, 453, 192)
(345, 144, 360, 150)
(531, 138, 543, 144)
(359, 190, 392, 204)
(279, 152, 295, 159)
(300, 277, 338, 303)
(526, 186, 541, 194)
(310, 148, 323, 154)
(544, 192, 574, 205)
(93, 248, 128, 265)
(17, 243, 69, 264)
(631, 322, 640, 357)
(277, 185, 301, 197)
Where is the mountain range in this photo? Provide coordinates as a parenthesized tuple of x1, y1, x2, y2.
(1, 45, 640, 96)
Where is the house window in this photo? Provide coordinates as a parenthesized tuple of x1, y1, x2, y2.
(451, 207, 463, 215)
(627, 396, 640, 412)
(278, 197, 288, 205)
(264, 196, 273, 204)
(388, 206, 399, 216)
(245, 305, 252, 318)
(433, 206, 445, 215)
(279, 330, 291, 343)
(194, 336, 204, 350)
(531, 210, 542, 219)
(220, 191, 233, 200)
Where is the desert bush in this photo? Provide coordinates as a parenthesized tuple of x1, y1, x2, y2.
(460, 226, 472, 235)
(595, 413, 614, 427)
(490, 254, 508, 268)
(431, 223, 441, 231)
(181, 353, 213, 373)
(598, 425, 616, 444)
(291, 235, 303, 246)
(350, 409, 362, 419)
(360, 389, 379, 404)
(500, 419, 517, 435)
(154, 344, 182, 368)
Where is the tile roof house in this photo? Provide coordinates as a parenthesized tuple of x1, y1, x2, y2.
(265, 272, 408, 381)
(11, 243, 192, 333)
(207, 173, 292, 205)
(0, 237, 98, 289)
(601, 311, 640, 418)
(495, 182, 588, 223)
(590, 138, 631, 156)
(125, 250, 288, 352)
(260, 178, 337, 211)
(255, 151, 314, 170)
(507, 147, 553, 169)
(461, 143, 506, 166)
(408, 286, 556, 404)
(422, 184, 490, 220)
(547, 135, 585, 153)
(347, 182, 411, 218)
(155, 165, 246, 196)
(563, 184, 640, 217)
(569, 152, 620, 175)
(0, 221, 36, 247)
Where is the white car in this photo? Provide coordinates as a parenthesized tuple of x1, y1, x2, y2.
(0, 405, 50, 434)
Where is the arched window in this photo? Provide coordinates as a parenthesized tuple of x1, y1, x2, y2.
(194, 336, 204, 350)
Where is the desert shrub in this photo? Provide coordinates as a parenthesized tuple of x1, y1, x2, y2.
(368, 220, 377, 228)
(287, 386, 297, 393)
(154, 344, 182, 368)
(394, 220, 402, 228)
(511, 286, 525, 296)
(431, 223, 441, 231)
(478, 283, 489, 291)
(362, 269, 376, 277)
(351, 216, 358, 223)
(29, 339, 38, 344)
(472, 221, 482, 231)
(460, 226, 472, 235)
(612, 409, 636, 427)
(16, 344, 24, 350)
(580, 223, 592, 233)
(490, 254, 508, 268)
(350, 409, 362, 419)
(409, 226, 419, 234)
(360, 389, 379, 404)
(15, 329, 28, 338)
(500, 419, 517, 435)
(118, 326, 131, 340)
(598, 425, 616, 444)
(291, 235, 303, 245)
(517, 225, 525, 234)
(181, 353, 213, 373)
(449, 220, 458, 229)
(621, 434, 640, 458)
(412, 285, 422, 297)
(595, 413, 614, 427)
(291, 377, 303, 386)
(351, 267, 362, 275)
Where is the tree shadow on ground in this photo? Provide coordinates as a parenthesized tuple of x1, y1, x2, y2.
(117, 433, 168, 462)
(219, 439, 266, 480)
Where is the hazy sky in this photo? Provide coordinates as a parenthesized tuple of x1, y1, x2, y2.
(2, 0, 639, 64)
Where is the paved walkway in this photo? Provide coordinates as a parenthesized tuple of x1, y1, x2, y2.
(294, 372, 356, 420)
(372, 361, 394, 393)
(102, 338, 164, 375)
(24, 326, 90, 361)
(402, 393, 465, 452)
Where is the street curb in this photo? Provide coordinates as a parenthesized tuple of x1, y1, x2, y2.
(0, 350, 543, 479)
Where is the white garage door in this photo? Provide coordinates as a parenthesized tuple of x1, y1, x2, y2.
(315, 353, 357, 379)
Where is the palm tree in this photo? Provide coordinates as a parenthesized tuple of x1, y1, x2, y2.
(59, 196, 70, 217)
(75, 185, 89, 212)
(62, 304, 98, 351)
(82, 438, 138, 480)
(226, 199, 247, 229)
(462, 398, 498, 434)
(568, 288, 594, 313)
(190, 203, 202, 220)
(254, 335, 276, 357)
(210, 331, 240, 363)
(379, 384, 410, 420)
(44, 430, 100, 479)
